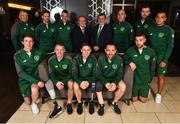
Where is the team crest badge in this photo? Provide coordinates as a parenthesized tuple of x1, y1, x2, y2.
(55, 65, 58, 68)
(51, 28, 54, 32)
(144, 55, 150, 60)
(43, 30, 46, 32)
(137, 25, 141, 28)
(104, 65, 108, 68)
(112, 64, 117, 69)
(34, 55, 39, 61)
(113, 27, 117, 30)
(120, 27, 125, 31)
(24, 27, 27, 30)
(31, 27, 34, 31)
(144, 24, 149, 28)
(79, 64, 83, 67)
(62, 64, 68, 69)
(67, 26, 71, 30)
(158, 33, 164, 38)
(88, 63, 92, 68)
(59, 27, 62, 30)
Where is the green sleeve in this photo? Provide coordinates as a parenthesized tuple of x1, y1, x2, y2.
(98, 57, 109, 85)
(114, 57, 123, 84)
(88, 60, 97, 84)
(49, 60, 58, 85)
(16, 55, 39, 84)
(150, 50, 156, 81)
(162, 29, 174, 63)
(11, 24, 21, 51)
(72, 58, 82, 84)
(124, 49, 132, 65)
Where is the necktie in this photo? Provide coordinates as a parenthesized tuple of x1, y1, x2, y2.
(81, 27, 85, 34)
(96, 25, 102, 45)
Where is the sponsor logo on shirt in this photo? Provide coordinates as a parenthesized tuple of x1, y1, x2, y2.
(62, 64, 68, 69)
(144, 55, 150, 60)
(23, 59, 27, 63)
(158, 32, 164, 38)
(112, 64, 117, 69)
(88, 63, 92, 68)
(104, 65, 108, 68)
(133, 54, 138, 57)
(34, 55, 40, 61)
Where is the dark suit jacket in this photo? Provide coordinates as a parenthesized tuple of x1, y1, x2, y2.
(72, 26, 91, 53)
(91, 23, 112, 52)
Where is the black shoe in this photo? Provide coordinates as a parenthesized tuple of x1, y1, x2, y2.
(111, 103, 121, 114)
(77, 103, 83, 114)
(97, 104, 104, 116)
(89, 101, 94, 114)
(49, 105, 63, 118)
(67, 103, 73, 114)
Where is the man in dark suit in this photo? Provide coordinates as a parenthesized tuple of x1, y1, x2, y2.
(72, 16, 91, 53)
(91, 13, 112, 52)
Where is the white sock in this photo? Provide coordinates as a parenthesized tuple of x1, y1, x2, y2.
(31, 102, 39, 115)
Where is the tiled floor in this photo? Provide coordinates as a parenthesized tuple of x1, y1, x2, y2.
(7, 77, 180, 124)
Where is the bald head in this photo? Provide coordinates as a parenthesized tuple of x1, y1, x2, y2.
(117, 9, 126, 22)
(19, 10, 28, 22)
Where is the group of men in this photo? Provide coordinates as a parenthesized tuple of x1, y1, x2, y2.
(12, 5, 174, 118)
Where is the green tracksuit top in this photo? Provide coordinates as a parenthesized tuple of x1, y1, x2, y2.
(49, 55, 72, 85)
(11, 22, 35, 51)
(98, 54, 123, 84)
(54, 21, 75, 52)
(124, 46, 156, 89)
(35, 23, 56, 54)
(72, 54, 97, 84)
(135, 19, 154, 34)
(15, 48, 44, 84)
(148, 24, 174, 63)
(112, 21, 134, 53)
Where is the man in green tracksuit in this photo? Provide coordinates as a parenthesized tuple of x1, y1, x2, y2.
(49, 43, 74, 115)
(96, 42, 126, 116)
(148, 11, 174, 104)
(72, 43, 97, 115)
(113, 9, 134, 53)
(54, 10, 75, 52)
(124, 33, 156, 103)
(15, 33, 44, 114)
(135, 6, 154, 35)
(11, 10, 35, 51)
(35, 10, 56, 54)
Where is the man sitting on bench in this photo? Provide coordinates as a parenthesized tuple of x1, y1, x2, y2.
(96, 42, 126, 116)
(72, 43, 97, 115)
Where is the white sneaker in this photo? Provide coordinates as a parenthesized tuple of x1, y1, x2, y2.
(155, 94, 162, 104)
(31, 103, 39, 115)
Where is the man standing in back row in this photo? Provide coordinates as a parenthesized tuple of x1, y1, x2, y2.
(148, 11, 174, 104)
(54, 9, 75, 52)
